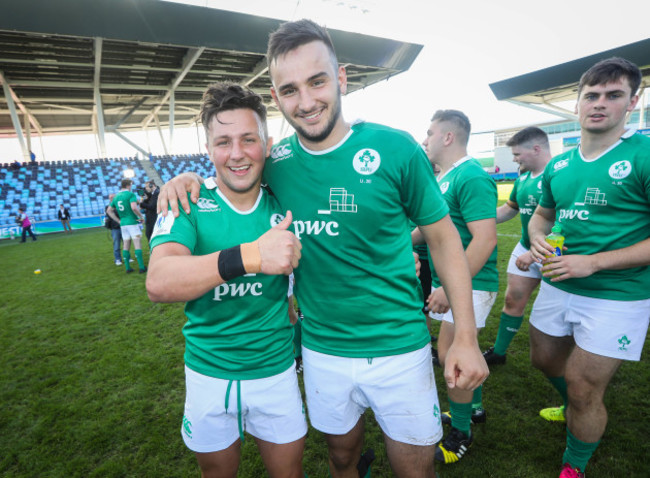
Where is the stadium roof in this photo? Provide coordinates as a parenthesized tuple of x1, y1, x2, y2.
(489, 38, 650, 121)
(0, 0, 422, 156)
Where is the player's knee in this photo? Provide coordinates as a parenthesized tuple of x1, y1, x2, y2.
(529, 348, 551, 372)
(328, 447, 359, 471)
(503, 292, 526, 315)
(565, 375, 603, 409)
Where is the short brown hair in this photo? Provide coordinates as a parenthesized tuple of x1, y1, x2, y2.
(506, 126, 549, 149)
(431, 110, 471, 146)
(267, 19, 338, 74)
(577, 57, 642, 98)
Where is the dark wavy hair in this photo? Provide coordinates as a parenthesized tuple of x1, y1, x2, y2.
(200, 82, 268, 143)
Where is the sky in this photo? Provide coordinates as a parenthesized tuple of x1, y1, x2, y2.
(1, 0, 649, 162)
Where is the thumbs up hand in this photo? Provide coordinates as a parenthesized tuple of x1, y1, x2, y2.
(256, 210, 301, 275)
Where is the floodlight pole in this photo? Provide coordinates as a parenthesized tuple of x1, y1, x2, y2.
(94, 37, 107, 158)
(169, 91, 175, 154)
(0, 70, 29, 160)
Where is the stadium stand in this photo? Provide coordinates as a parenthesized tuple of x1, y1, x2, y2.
(0, 154, 214, 229)
(0, 157, 147, 226)
(150, 153, 213, 184)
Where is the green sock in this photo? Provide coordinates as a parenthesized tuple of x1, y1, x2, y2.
(449, 399, 472, 435)
(135, 249, 145, 269)
(122, 250, 132, 270)
(293, 319, 302, 359)
(493, 312, 524, 355)
(472, 385, 483, 411)
(562, 427, 600, 472)
(548, 376, 568, 408)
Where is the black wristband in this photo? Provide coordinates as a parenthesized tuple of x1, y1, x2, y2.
(218, 245, 247, 281)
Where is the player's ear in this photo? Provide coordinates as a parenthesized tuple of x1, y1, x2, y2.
(265, 136, 274, 157)
(270, 87, 280, 108)
(627, 94, 639, 112)
(338, 65, 348, 96)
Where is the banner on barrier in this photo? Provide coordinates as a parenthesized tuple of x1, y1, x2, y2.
(1, 215, 105, 240)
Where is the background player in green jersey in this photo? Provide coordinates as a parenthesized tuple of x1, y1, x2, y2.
(483, 127, 552, 367)
(528, 58, 650, 478)
(159, 19, 488, 478)
(147, 83, 305, 478)
(414, 109, 497, 464)
(106, 179, 147, 273)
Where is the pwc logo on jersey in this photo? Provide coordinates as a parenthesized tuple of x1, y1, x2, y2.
(609, 160, 632, 180)
(553, 159, 569, 171)
(558, 187, 608, 221)
(213, 281, 263, 301)
(291, 188, 357, 239)
(271, 144, 293, 163)
(197, 198, 221, 212)
(151, 213, 174, 238)
(439, 182, 450, 194)
(353, 149, 381, 175)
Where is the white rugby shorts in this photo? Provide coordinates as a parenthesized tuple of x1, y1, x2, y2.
(506, 242, 543, 279)
(429, 288, 497, 328)
(120, 224, 142, 240)
(181, 365, 307, 452)
(530, 281, 650, 361)
(302, 344, 442, 446)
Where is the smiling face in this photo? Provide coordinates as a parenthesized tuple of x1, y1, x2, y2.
(576, 78, 638, 136)
(205, 108, 270, 204)
(270, 40, 348, 151)
(510, 144, 538, 173)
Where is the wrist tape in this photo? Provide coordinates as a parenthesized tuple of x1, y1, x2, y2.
(218, 242, 261, 281)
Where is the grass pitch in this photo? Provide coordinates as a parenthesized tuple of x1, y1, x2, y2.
(1, 214, 649, 477)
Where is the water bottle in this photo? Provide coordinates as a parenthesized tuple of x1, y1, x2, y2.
(545, 223, 565, 258)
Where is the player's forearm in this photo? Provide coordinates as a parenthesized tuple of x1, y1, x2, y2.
(411, 227, 424, 246)
(465, 236, 497, 278)
(496, 203, 518, 224)
(107, 210, 120, 223)
(147, 253, 224, 302)
(528, 208, 554, 243)
(590, 237, 650, 272)
(421, 218, 477, 338)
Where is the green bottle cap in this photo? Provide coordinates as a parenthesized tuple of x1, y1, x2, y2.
(551, 223, 562, 234)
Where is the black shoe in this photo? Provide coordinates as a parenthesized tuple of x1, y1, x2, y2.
(435, 427, 473, 464)
(357, 448, 375, 478)
(295, 356, 303, 374)
(126, 268, 135, 274)
(139, 267, 148, 274)
(483, 346, 506, 365)
(432, 346, 440, 367)
(441, 408, 487, 426)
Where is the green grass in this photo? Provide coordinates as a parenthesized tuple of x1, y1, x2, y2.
(1, 217, 649, 477)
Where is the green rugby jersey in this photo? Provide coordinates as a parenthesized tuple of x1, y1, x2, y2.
(510, 171, 543, 249)
(430, 157, 498, 292)
(539, 130, 650, 300)
(110, 190, 139, 226)
(149, 179, 294, 379)
(264, 121, 449, 357)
